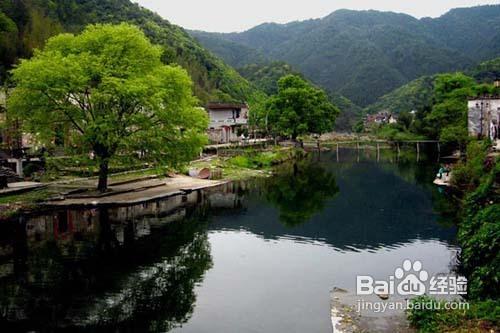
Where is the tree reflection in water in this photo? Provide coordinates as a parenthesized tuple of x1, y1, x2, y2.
(265, 160, 339, 227)
(0, 201, 213, 332)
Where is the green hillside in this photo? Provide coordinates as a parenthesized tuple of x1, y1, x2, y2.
(364, 76, 435, 115)
(467, 57, 500, 83)
(366, 57, 500, 115)
(190, 6, 500, 107)
(237, 62, 302, 95)
(0, 0, 262, 104)
(191, 30, 268, 69)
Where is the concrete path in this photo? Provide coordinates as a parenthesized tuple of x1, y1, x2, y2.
(330, 288, 415, 333)
(46, 175, 228, 207)
(0, 182, 46, 196)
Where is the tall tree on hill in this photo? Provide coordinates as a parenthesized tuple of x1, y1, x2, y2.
(422, 73, 498, 148)
(8, 23, 208, 192)
(266, 75, 339, 140)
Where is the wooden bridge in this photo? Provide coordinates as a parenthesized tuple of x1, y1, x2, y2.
(303, 140, 442, 162)
(204, 138, 443, 162)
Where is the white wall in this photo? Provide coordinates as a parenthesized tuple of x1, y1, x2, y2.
(468, 99, 500, 138)
(209, 110, 234, 124)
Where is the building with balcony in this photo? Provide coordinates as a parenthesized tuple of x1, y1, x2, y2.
(206, 102, 249, 143)
(468, 96, 500, 140)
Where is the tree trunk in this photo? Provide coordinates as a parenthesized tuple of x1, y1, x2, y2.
(97, 158, 109, 193)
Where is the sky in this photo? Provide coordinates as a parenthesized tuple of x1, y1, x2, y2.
(133, 0, 499, 32)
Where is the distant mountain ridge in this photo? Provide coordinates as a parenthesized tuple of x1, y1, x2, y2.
(190, 5, 500, 106)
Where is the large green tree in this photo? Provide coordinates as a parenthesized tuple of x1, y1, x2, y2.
(8, 23, 208, 191)
(423, 73, 495, 148)
(266, 75, 339, 139)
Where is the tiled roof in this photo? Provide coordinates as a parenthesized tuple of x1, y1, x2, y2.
(207, 102, 248, 110)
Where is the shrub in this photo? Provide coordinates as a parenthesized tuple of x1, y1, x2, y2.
(451, 140, 490, 189)
(22, 162, 42, 178)
(459, 203, 500, 299)
(408, 296, 500, 332)
(229, 155, 252, 168)
(375, 124, 425, 141)
(228, 149, 295, 169)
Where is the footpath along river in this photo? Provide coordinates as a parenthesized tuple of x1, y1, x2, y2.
(0, 148, 459, 332)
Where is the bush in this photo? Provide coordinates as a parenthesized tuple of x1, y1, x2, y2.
(407, 296, 500, 332)
(454, 145, 499, 300)
(451, 140, 490, 189)
(460, 204, 500, 299)
(228, 149, 295, 169)
(409, 142, 499, 331)
(229, 155, 253, 168)
(440, 124, 469, 150)
(22, 162, 42, 178)
(375, 124, 425, 141)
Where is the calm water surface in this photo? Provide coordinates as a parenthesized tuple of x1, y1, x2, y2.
(0, 149, 459, 332)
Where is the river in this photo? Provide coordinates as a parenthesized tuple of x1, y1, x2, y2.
(0, 148, 459, 332)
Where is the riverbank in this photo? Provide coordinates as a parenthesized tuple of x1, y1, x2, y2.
(45, 175, 229, 207)
(0, 149, 458, 333)
(0, 146, 303, 219)
(408, 140, 499, 333)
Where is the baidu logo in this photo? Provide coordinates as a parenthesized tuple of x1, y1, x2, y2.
(395, 260, 428, 296)
(356, 259, 466, 297)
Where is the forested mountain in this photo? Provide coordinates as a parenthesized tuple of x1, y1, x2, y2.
(237, 62, 302, 95)
(191, 31, 268, 69)
(0, 0, 262, 104)
(365, 57, 500, 115)
(364, 76, 435, 115)
(190, 5, 500, 106)
(467, 57, 500, 83)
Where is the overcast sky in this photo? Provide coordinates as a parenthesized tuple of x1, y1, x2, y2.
(133, 0, 498, 32)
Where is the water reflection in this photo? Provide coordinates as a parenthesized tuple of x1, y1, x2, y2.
(264, 160, 339, 226)
(209, 151, 457, 251)
(0, 191, 219, 332)
(0, 150, 459, 332)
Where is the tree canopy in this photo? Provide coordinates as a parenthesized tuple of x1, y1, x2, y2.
(0, 0, 263, 104)
(265, 75, 339, 139)
(8, 23, 208, 191)
(366, 70, 499, 146)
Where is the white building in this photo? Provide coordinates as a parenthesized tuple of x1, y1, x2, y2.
(206, 102, 249, 143)
(468, 96, 500, 140)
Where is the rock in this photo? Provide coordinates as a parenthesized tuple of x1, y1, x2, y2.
(377, 293, 389, 300)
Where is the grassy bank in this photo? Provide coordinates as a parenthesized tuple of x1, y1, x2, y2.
(407, 140, 499, 332)
(0, 147, 305, 219)
(189, 147, 305, 180)
(407, 296, 499, 333)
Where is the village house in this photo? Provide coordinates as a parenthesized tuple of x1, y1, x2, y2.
(468, 95, 500, 141)
(206, 102, 249, 144)
(364, 111, 397, 128)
